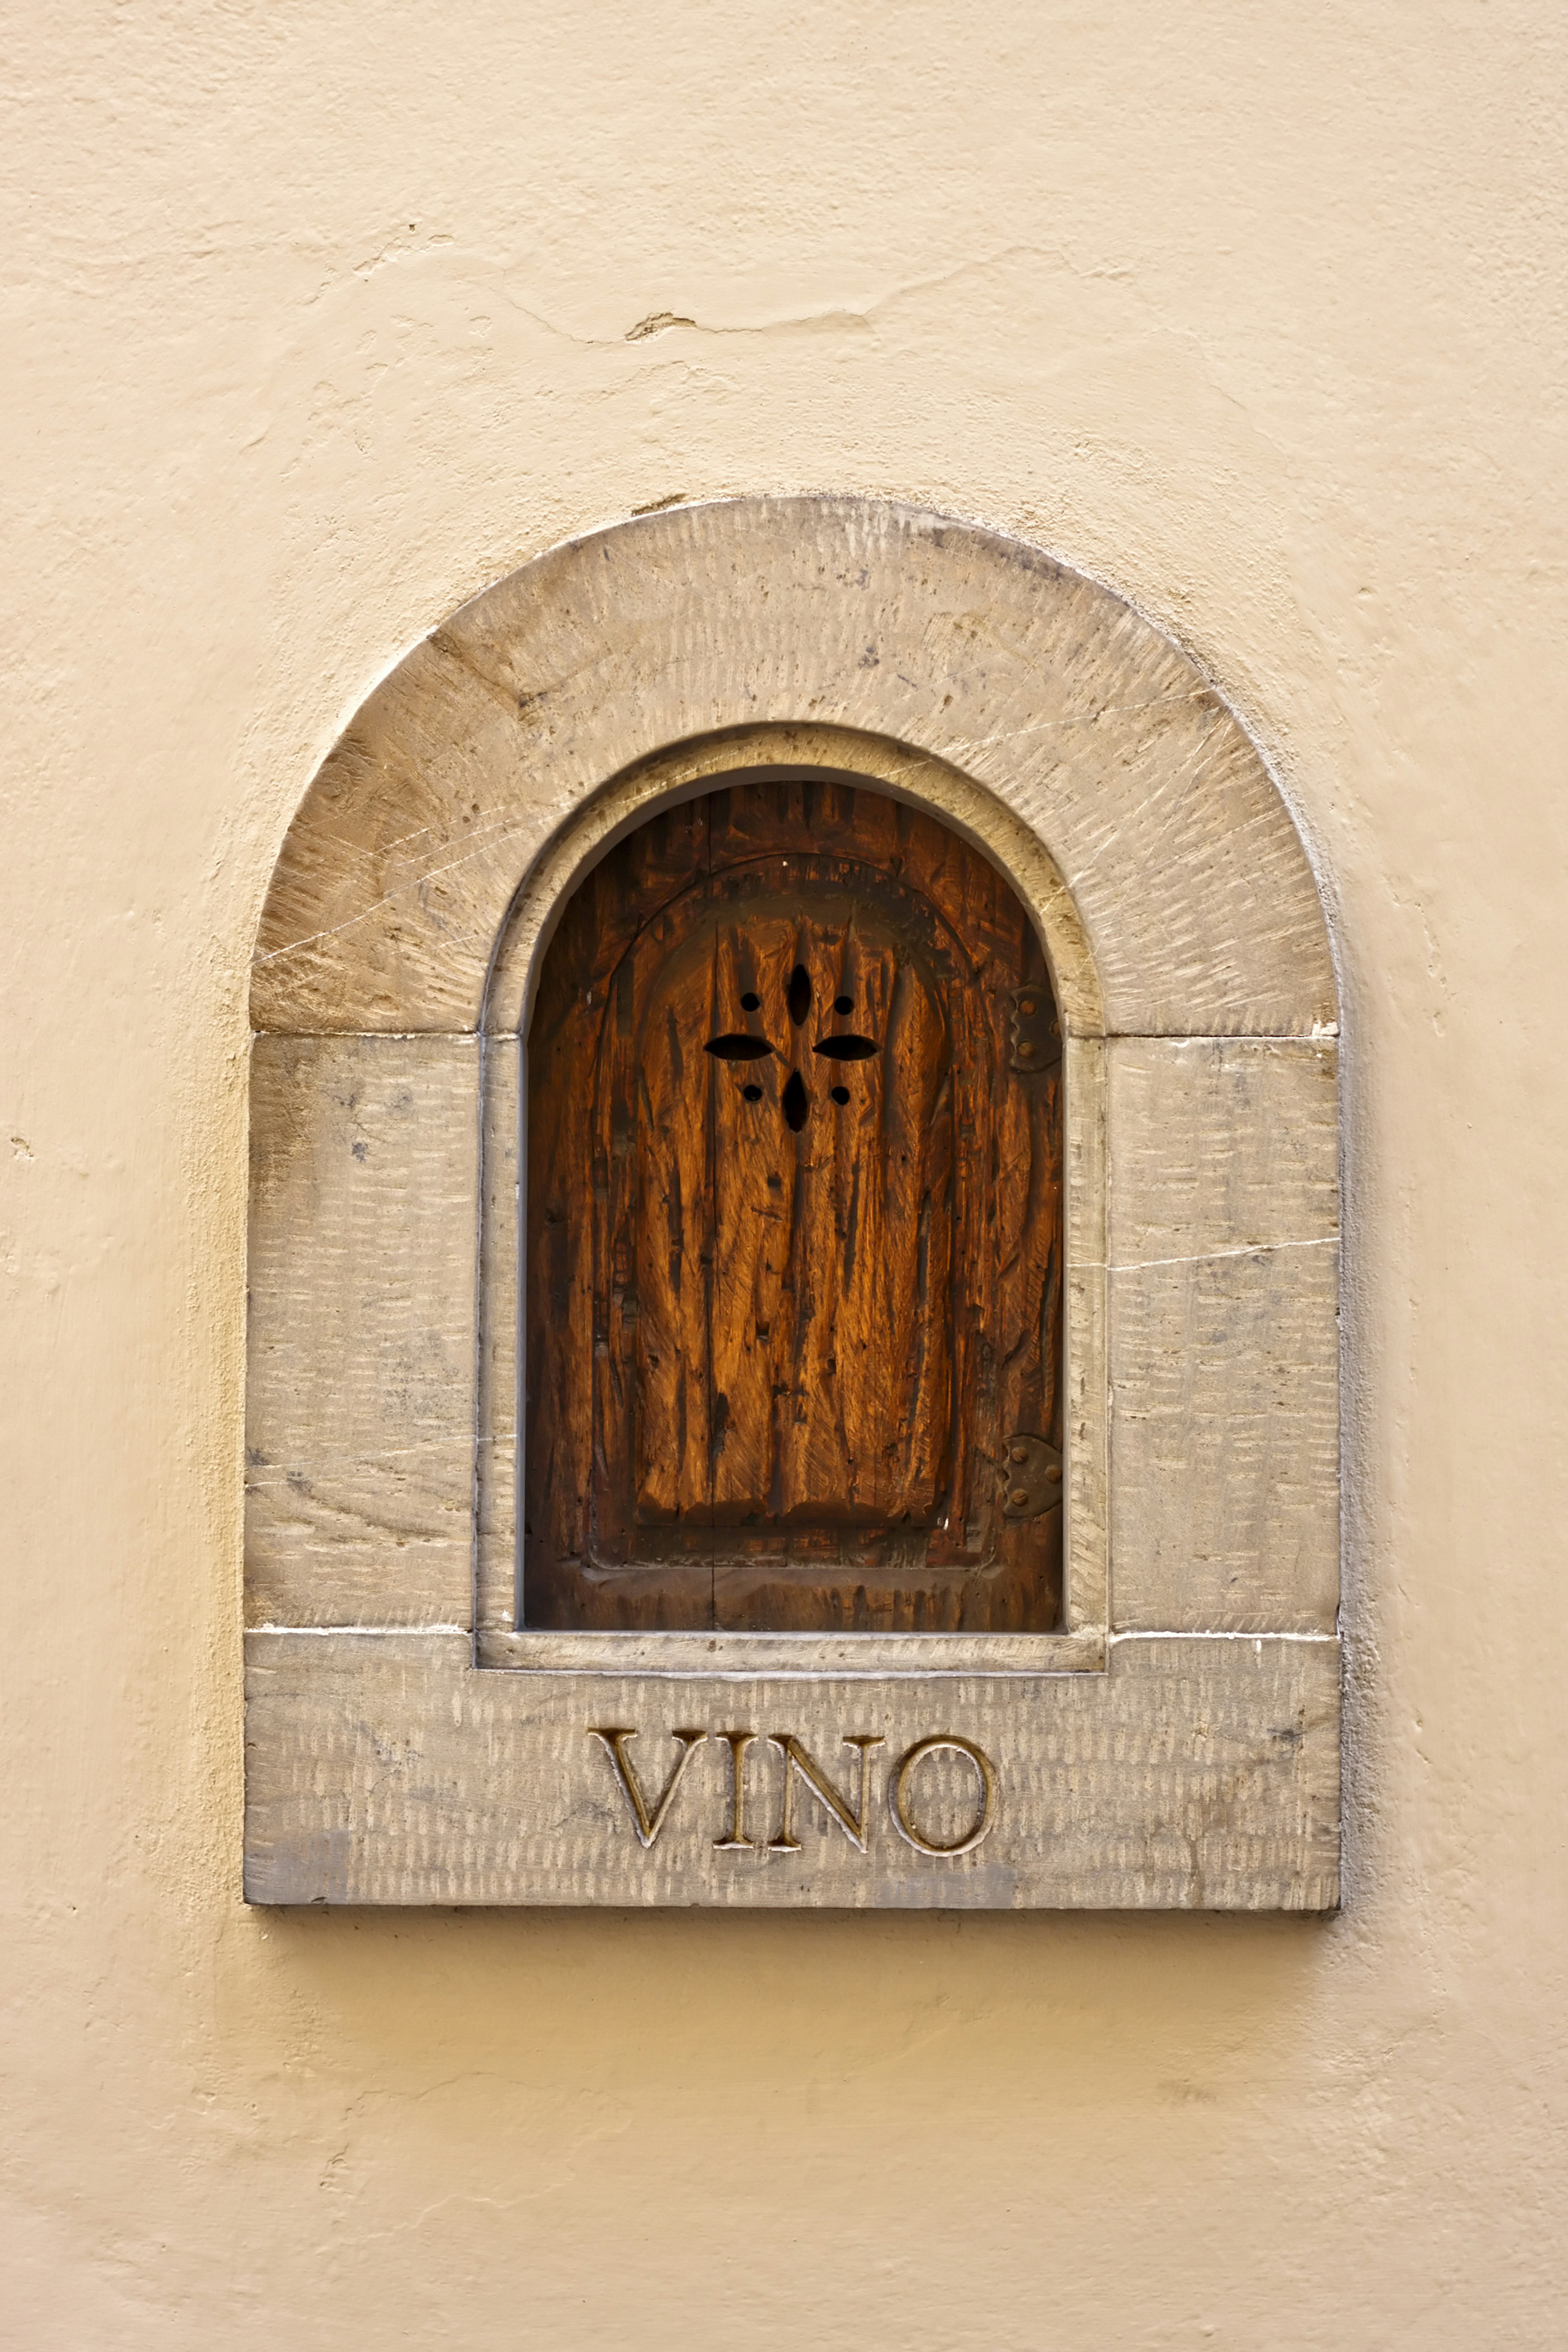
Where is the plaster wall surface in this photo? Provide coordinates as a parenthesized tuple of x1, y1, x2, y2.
(3, 4, 1564, 2344)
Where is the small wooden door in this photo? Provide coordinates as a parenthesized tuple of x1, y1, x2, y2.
(524, 779, 1063, 1632)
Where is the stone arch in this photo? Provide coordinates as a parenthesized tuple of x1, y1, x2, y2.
(252, 495, 1335, 1040)
(244, 498, 1341, 1908)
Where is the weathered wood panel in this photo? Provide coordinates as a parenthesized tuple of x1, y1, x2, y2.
(1106, 1039, 1339, 1632)
(243, 1630, 1340, 1910)
(245, 1036, 477, 1628)
(524, 782, 1063, 1634)
(475, 791, 1111, 1661)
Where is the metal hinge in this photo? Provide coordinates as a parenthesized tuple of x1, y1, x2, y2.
(1000, 1432, 1064, 1519)
(1007, 986, 1062, 1075)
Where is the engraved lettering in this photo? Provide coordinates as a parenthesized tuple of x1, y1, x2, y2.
(589, 1726, 706, 1849)
(713, 1730, 759, 1850)
(890, 1736, 998, 1857)
(588, 1724, 998, 1859)
(766, 1733, 884, 1853)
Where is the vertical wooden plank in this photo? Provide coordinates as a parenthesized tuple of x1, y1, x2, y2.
(629, 921, 717, 1534)
(706, 909, 791, 1523)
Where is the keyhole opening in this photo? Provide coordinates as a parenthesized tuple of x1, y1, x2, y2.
(781, 1070, 809, 1131)
(787, 964, 812, 1027)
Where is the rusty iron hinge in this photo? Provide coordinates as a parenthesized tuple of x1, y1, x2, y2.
(1000, 1432, 1064, 1519)
(1007, 986, 1062, 1075)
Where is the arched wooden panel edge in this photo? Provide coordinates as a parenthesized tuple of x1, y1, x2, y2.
(481, 723, 1103, 1045)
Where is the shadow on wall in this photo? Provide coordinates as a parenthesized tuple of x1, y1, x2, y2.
(249, 1905, 1341, 2104)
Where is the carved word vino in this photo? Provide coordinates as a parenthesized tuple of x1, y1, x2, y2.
(588, 1728, 998, 1858)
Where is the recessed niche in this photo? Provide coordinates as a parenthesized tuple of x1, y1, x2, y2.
(522, 777, 1064, 1635)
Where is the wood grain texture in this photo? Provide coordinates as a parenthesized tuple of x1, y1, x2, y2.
(243, 1631, 1340, 1909)
(245, 1036, 478, 1628)
(523, 782, 1063, 1634)
(1106, 1040, 1339, 1632)
(252, 497, 1335, 1039)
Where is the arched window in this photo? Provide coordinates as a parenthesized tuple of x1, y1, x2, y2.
(245, 497, 1341, 1909)
(523, 777, 1063, 1634)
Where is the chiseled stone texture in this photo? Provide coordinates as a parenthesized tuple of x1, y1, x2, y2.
(243, 1630, 1340, 1910)
(1107, 1039, 1339, 1631)
(252, 497, 1334, 1040)
(246, 1036, 478, 1629)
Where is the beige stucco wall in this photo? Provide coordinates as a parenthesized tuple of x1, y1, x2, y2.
(5, 3, 1564, 2341)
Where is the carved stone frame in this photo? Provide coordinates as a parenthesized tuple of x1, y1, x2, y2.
(245, 495, 1341, 1909)
(477, 724, 1108, 1676)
